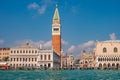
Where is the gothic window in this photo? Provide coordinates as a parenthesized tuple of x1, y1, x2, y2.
(114, 47, 118, 53)
(103, 47, 107, 53)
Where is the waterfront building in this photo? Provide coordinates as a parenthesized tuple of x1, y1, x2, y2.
(9, 44, 38, 69)
(37, 49, 60, 69)
(0, 48, 10, 61)
(95, 40, 120, 69)
(62, 55, 75, 69)
(9, 43, 60, 69)
(78, 51, 95, 69)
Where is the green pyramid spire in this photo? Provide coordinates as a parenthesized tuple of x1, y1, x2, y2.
(53, 4, 60, 20)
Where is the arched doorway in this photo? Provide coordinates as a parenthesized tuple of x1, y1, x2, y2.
(116, 63, 119, 69)
(48, 63, 51, 68)
(99, 63, 102, 69)
(112, 63, 115, 69)
(44, 64, 47, 70)
(40, 65, 43, 69)
(103, 63, 107, 69)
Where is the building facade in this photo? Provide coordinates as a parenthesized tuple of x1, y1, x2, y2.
(95, 40, 120, 69)
(0, 48, 10, 61)
(78, 51, 95, 69)
(9, 44, 60, 69)
(9, 45, 38, 69)
(37, 49, 60, 69)
(62, 55, 75, 69)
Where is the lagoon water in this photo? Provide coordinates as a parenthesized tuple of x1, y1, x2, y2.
(0, 70, 120, 80)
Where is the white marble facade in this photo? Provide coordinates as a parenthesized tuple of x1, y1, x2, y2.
(95, 40, 120, 69)
(9, 45, 60, 69)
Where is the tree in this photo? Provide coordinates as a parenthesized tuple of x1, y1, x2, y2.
(2, 56, 9, 61)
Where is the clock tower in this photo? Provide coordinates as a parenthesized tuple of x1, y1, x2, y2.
(52, 4, 61, 55)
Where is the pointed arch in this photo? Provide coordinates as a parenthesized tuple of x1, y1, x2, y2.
(103, 47, 107, 53)
(114, 47, 118, 53)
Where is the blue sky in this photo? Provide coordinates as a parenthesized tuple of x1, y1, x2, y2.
(0, 0, 120, 57)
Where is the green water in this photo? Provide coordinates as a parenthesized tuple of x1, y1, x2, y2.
(0, 70, 120, 80)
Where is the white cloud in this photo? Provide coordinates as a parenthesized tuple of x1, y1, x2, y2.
(65, 40, 95, 58)
(62, 39, 68, 46)
(79, 41, 95, 49)
(109, 33, 116, 40)
(14, 40, 51, 49)
(14, 39, 68, 49)
(43, 40, 51, 49)
(28, 2, 39, 10)
(67, 45, 76, 53)
(38, 5, 46, 14)
(28, 0, 52, 15)
(0, 39, 4, 44)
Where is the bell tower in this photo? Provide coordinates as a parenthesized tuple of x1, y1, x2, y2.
(52, 4, 61, 54)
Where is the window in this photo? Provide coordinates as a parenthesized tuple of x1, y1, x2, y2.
(11, 58, 12, 61)
(23, 50, 25, 53)
(54, 28, 59, 31)
(29, 58, 30, 62)
(35, 50, 37, 53)
(20, 58, 21, 62)
(20, 50, 22, 53)
(44, 55, 46, 60)
(14, 50, 16, 53)
(26, 58, 27, 62)
(11, 51, 13, 53)
(41, 55, 43, 60)
(23, 58, 25, 61)
(114, 47, 118, 53)
(29, 50, 31, 53)
(103, 47, 107, 53)
(35, 58, 37, 61)
(14, 58, 15, 61)
(32, 58, 34, 62)
(17, 58, 18, 61)
(48, 55, 50, 60)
